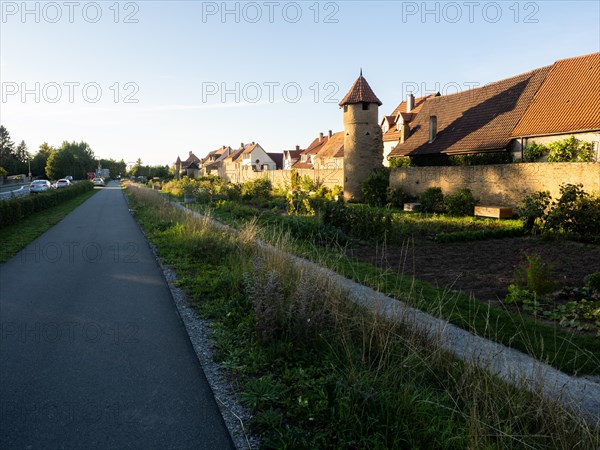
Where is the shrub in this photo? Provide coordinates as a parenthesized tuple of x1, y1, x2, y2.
(547, 136, 595, 162)
(0, 181, 93, 229)
(219, 183, 241, 201)
(388, 157, 412, 168)
(322, 201, 347, 229)
(386, 186, 409, 208)
(584, 272, 600, 292)
(324, 185, 343, 202)
(301, 175, 316, 192)
(286, 191, 314, 216)
(322, 202, 392, 242)
(544, 184, 600, 241)
(360, 168, 389, 206)
(449, 152, 512, 165)
(443, 188, 478, 216)
(522, 142, 548, 162)
(241, 177, 272, 200)
(518, 191, 552, 232)
(419, 187, 445, 213)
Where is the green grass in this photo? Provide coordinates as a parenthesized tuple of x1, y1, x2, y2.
(126, 184, 599, 449)
(190, 201, 599, 376)
(0, 189, 98, 263)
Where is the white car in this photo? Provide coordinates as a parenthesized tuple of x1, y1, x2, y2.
(92, 177, 105, 187)
(29, 180, 52, 193)
(56, 179, 71, 188)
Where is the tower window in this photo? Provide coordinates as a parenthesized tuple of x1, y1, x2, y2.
(429, 116, 437, 143)
(343, 105, 348, 112)
(362, 102, 370, 110)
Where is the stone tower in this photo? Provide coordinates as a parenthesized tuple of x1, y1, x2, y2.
(339, 70, 383, 202)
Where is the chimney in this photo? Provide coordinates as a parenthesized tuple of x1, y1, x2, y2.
(295, 145, 300, 151)
(240, 142, 244, 149)
(189, 151, 193, 156)
(328, 130, 333, 138)
(252, 141, 255, 145)
(406, 93, 415, 113)
(319, 132, 324, 143)
(400, 124, 410, 144)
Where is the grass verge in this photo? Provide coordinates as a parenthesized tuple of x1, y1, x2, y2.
(185, 200, 600, 376)
(127, 184, 599, 449)
(0, 189, 98, 263)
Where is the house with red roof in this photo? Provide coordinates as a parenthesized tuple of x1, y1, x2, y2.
(174, 151, 202, 178)
(387, 52, 600, 164)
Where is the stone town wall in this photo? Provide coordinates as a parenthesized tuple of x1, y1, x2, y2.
(220, 167, 344, 189)
(389, 163, 600, 207)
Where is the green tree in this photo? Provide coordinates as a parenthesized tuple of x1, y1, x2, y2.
(130, 158, 144, 177)
(46, 141, 96, 180)
(31, 143, 55, 178)
(15, 140, 31, 174)
(0, 125, 17, 174)
(98, 158, 127, 178)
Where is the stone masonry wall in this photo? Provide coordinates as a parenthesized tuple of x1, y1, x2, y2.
(390, 162, 600, 207)
(221, 167, 344, 190)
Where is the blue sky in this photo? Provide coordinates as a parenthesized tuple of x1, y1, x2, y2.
(1, 0, 599, 165)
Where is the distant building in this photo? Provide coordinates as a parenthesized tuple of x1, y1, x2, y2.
(174, 151, 202, 178)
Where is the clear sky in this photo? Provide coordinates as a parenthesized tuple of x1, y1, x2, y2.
(1, 0, 599, 166)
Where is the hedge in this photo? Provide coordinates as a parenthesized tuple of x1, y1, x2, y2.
(0, 181, 94, 229)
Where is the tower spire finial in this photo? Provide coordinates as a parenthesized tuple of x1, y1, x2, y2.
(360, 67, 363, 77)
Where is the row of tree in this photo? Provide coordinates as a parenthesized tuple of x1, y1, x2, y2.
(0, 125, 169, 181)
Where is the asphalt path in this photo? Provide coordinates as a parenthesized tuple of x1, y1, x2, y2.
(0, 181, 234, 449)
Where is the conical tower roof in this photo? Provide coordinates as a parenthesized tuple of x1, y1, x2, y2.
(339, 70, 382, 106)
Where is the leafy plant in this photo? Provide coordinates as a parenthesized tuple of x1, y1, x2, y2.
(449, 152, 512, 165)
(443, 188, 478, 216)
(513, 253, 557, 297)
(522, 142, 548, 162)
(241, 177, 272, 200)
(360, 168, 390, 206)
(419, 187, 445, 213)
(584, 272, 600, 292)
(518, 191, 551, 232)
(301, 174, 317, 192)
(547, 136, 595, 162)
(386, 186, 409, 208)
(389, 156, 412, 168)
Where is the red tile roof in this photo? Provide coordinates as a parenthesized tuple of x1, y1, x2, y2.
(315, 131, 344, 159)
(512, 52, 600, 137)
(389, 66, 551, 158)
(339, 71, 382, 106)
(291, 161, 314, 169)
(383, 95, 435, 142)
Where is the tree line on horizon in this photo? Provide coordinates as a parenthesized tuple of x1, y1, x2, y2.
(0, 125, 169, 181)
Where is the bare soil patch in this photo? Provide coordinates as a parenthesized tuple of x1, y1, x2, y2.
(348, 237, 600, 308)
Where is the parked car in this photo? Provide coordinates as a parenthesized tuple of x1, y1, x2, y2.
(56, 179, 71, 188)
(92, 177, 105, 187)
(29, 180, 52, 193)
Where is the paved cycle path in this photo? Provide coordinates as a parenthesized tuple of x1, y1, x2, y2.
(0, 182, 234, 449)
